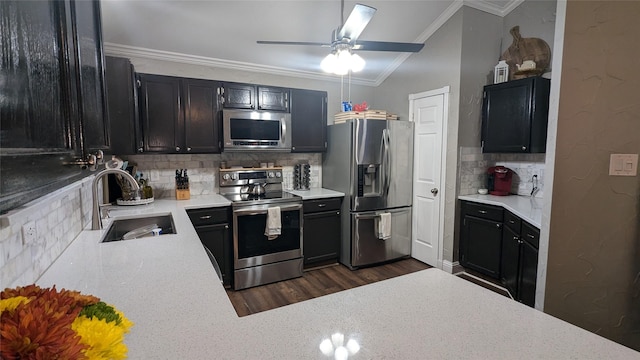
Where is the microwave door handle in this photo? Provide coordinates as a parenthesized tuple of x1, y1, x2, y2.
(281, 118, 287, 144)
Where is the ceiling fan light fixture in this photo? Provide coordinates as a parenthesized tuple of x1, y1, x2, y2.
(350, 53, 365, 73)
(321, 52, 338, 73)
(321, 47, 365, 75)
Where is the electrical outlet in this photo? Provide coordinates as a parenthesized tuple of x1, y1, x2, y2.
(22, 220, 37, 244)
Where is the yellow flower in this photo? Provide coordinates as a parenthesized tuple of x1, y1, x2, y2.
(72, 316, 128, 360)
(0, 296, 30, 313)
(114, 308, 134, 333)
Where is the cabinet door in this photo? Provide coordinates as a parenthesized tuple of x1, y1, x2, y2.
(481, 77, 550, 153)
(481, 79, 532, 153)
(518, 239, 538, 307)
(182, 79, 221, 153)
(304, 210, 341, 267)
(139, 74, 182, 153)
(290, 89, 327, 152)
(71, 0, 109, 153)
(195, 223, 231, 288)
(257, 86, 289, 111)
(500, 225, 520, 298)
(105, 56, 140, 154)
(222, 83, 255, 109)
(460, 215, 502, 278)
(0, 1, 72, 151)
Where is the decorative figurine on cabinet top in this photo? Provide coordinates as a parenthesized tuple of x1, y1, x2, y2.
(494, 60, 509, 84)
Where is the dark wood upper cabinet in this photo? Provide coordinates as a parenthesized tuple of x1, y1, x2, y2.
(183, 78, 222, 153)
(257, 86, 289, 112)
(0, 1, 72, 152)
(221, 83, 255, 110)
(0, 0, 109, 214)
(290, 89, 327, 152)
(71, 0, 109, 153)
(138, 74, 221, 154)
(481, 77, 550, 153)
(221, 83, 290, 112)
(105, 56, 141, 155)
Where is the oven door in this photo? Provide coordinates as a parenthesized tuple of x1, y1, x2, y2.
(233, 203, 302, 269)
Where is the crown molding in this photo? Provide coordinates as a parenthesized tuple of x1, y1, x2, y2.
(464, 0, 524, 17)
(104, 43, 378, 87)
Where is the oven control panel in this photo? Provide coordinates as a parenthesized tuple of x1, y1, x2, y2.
(219, 168, 283, 187)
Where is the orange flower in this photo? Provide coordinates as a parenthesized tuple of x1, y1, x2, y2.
(0, 286, 99, 359)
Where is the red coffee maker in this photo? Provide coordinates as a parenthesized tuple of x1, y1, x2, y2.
(487, 166, 513, 196)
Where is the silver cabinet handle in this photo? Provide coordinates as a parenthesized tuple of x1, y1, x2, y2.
(509, 220, 515, 224)
(496, 223, 501, 228)
(317, 204, 327, 208)
(199, 215, 212, 220)
(187, 147, 192, 152)
(176, 146, 181, 151)
(522, 146, 527, 151)
(527, 234, 536, 239)
(224, 225, 229, 229)
(478, 210, 488, 214)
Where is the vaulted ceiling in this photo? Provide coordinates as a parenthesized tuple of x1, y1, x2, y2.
(102, 0, 523, 86)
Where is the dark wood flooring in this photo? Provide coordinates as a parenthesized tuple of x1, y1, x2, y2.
(226, 258, 431, 317)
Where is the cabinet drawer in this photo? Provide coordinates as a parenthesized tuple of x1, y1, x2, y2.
(187, 207, 229, 226)
(462, 201, 503, 222)
(504, 211, 521, 233)
(521, 221, 540, 248)
(303, 198, 342, 214)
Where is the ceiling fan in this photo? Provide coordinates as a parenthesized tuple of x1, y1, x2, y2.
(257, 1, 425, 74)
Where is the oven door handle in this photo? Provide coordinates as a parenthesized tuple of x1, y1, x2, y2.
(233, 203, 302, 215)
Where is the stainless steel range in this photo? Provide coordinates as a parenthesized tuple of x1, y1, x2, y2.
(219, 167, 303, 290)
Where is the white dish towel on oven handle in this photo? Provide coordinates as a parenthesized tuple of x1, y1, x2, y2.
(264, 206, 281, 240)
(376, 212, 392, 240)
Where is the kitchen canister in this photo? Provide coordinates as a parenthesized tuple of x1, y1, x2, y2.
(293, 163, 310, 190)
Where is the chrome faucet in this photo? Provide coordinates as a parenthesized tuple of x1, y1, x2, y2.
(92, 168, 140, 230)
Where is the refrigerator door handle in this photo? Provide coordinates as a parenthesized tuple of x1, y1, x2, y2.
(382, 129, 391, 196)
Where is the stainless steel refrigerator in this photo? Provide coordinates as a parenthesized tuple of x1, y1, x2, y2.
(323, 119, 414, 269)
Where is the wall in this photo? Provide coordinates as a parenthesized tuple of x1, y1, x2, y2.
(544, 0, 640, 350)
(373, 9, 463, 265)
(0, 177, 94, 288)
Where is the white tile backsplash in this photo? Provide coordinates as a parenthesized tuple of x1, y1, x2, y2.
(125, 153, 321, 196)
(459, 146, 546, 197)
(0, 176, 94, 288)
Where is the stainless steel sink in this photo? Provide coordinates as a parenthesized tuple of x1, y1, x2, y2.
(100, 213, 176, 243)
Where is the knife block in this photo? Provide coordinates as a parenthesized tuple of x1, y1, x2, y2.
(176, 189, 190, 200)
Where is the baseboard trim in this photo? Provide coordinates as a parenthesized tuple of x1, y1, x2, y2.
(442, 260, 464, 274)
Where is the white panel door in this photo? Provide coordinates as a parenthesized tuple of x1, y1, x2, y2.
(411, 93, 444, 266)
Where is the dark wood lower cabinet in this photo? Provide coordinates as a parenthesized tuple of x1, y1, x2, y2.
(187, 207, 232, 288)
(500, 225, 520, 297)
(459, 203, 503, 279)
(303, 198, 342, 268)
(461, 201, 540, 308)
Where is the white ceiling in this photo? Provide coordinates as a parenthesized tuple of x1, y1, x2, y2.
(101, 0, 522, 86)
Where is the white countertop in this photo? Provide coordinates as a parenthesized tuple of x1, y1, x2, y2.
(35, 199, 638, 359)
(286, 187, 345, 200)
(458, 194, 542, 228)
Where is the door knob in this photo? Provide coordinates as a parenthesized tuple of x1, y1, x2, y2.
(431, 188, 438, 195)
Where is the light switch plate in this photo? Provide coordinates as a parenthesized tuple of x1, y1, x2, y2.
(609, 154, 638, 176)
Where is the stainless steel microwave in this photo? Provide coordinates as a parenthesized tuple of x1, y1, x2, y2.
(222, 109, 291, 152)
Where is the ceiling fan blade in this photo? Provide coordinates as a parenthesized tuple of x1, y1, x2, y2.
(353, 40, 424, 52)
(257, 41, 331, 47)
(337, 4, 376, 41)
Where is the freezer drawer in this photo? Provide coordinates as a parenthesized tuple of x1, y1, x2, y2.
(351, 207, 411, 267)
